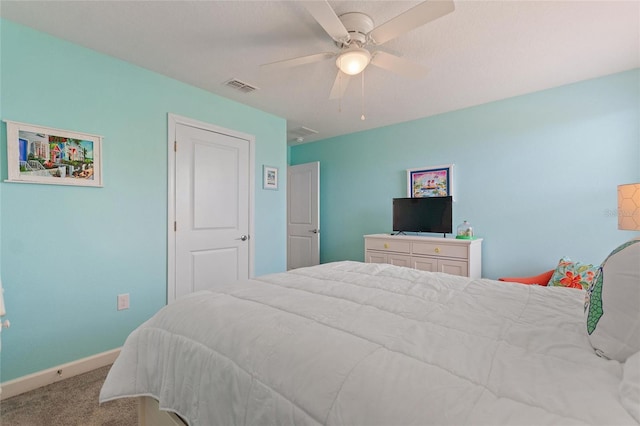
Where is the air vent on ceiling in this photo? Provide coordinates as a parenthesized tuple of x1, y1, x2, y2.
(288, 126, 319, 143)
(224, 78, 259, 93)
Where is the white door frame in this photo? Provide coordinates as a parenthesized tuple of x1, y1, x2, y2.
(167, 113, 255, 303)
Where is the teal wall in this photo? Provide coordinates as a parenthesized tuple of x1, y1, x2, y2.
(0, 20, 287, 381)
(291, 69, 640, 279)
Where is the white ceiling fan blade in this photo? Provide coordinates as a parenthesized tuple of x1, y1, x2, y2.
(261, 52, 334, 70)
(370, 51, 429, 79)
(368, 0, 455, 45)
(329, 70, 352, 99)
(302, 1, 351, 44)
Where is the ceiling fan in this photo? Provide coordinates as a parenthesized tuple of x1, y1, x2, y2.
(262, 0, 455, 100)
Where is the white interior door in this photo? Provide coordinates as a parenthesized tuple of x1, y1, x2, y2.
(168, 115, 254, 302)
(287, 162, 320, 270)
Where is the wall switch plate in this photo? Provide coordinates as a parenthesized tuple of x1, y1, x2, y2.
(117, 293, 130, 311)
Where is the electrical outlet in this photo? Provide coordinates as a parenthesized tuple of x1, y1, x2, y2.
(117, 293, 130, 311)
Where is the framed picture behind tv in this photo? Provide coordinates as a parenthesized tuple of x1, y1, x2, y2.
(407, 164, 453, 199)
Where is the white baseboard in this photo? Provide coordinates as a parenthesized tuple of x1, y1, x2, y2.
(0, 347, 121, 400)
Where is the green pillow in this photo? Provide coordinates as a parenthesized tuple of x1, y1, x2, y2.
(547, 257, 597, 290)
(585, 239, 640, 362)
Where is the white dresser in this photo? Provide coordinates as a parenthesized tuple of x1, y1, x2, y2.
(364, 234, 483, 278)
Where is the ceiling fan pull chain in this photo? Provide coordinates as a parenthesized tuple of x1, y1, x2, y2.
(360, 72, 365, 120)
(338, 70, 343, 113)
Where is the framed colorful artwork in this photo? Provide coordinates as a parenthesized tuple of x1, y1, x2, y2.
(407, 164, 453, 199)
(263, 165, 278, 190)
(5, 120, 103, 187)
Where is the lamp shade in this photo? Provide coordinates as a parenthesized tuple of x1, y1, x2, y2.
(618, 183, 640, 230)
(336, 47, 371, 76)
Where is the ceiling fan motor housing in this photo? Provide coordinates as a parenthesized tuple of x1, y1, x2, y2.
(337, 12, 374, 47)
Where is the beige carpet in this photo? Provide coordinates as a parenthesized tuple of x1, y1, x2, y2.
(0, 364, 137, 426)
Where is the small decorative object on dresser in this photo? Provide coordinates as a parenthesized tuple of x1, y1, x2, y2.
(456, 220, 474, 239)
(364, 234, 482, 278)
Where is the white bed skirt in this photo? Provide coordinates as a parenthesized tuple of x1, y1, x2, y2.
(138, 396, 185, 426)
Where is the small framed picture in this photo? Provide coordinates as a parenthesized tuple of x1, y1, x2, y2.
(263, 165, 278, 190)
(5, 120, 103, 187)
(407, 164, 453, 199)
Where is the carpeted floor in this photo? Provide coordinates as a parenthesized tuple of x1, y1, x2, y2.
(1, 364, 137, 426)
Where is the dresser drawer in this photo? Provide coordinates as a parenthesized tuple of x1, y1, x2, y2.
(412, 241, 467, 259)
(365, 238, 411, 254)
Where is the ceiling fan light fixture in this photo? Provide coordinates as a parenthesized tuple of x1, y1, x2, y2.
(336, 47, 371, 76)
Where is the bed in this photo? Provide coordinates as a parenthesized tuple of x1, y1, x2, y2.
(99, 260, 639, 425)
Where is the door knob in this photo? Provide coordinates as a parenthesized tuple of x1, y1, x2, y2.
(239, 235, 249, 241)
(308, 229, 319, 234)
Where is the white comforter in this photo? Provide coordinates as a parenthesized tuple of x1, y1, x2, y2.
(100, 261, 637, 425)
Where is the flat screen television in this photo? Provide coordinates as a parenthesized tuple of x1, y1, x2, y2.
(392, 196, 453, 234)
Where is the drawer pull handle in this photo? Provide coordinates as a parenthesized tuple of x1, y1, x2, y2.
(434, 247, 441, 254)
(384, 243, 389, 249)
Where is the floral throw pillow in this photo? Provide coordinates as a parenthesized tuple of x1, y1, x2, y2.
(547, 257, 597, 290)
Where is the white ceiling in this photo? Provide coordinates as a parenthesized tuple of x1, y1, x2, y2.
(1, 1, 638, 144)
